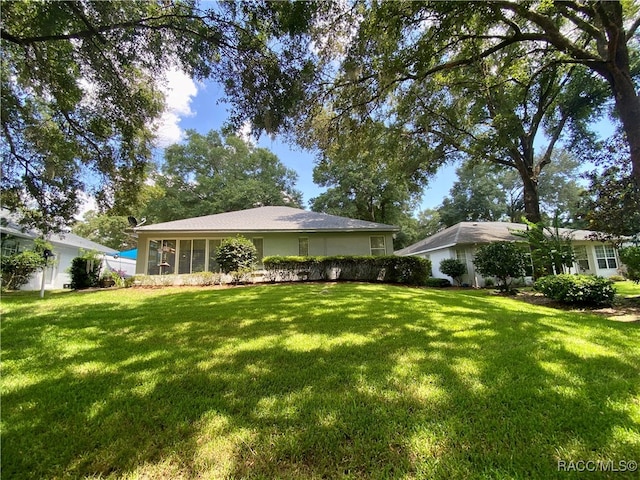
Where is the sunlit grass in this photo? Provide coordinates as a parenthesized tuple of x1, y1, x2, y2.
(614, 280, 640, 298)
(2, 283, 639, 479)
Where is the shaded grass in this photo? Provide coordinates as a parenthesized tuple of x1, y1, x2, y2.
(2, 283, 639, 479)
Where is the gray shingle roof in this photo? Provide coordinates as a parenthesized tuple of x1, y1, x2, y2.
(136, 206, 399, 233)
(395, 221, 596, 256)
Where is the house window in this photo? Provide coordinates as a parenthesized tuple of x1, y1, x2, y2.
(178, 239, 207, 274)
(299, 237, 309, 256)
(574, 246, 590, 272)
(208, 239, 222, 272)
(370, 236, 386, 256)
(252, 238, 264, 263)
(1, 235, 20, 256)
(147, 239, 176, 275)
(455, 249, 467, 265)
(595, 245, 617, 269)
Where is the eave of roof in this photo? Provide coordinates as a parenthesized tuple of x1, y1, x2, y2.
(135, 206, 400, 234)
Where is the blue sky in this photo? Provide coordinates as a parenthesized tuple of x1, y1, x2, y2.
(154, 69, 616, 216)
(154, 71, 459, 213)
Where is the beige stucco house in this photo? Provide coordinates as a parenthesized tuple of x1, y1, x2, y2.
(135, 206, 399, 275)
(395, 221, 624, 287)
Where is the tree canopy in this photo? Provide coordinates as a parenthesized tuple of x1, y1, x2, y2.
(1, 1, 312, 231)
(142, 130, 302, 224)
(437, 150, 586, 228)
(299, 1, 639, 180)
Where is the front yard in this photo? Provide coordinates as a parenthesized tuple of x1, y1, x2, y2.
(2, 283, 639, 479)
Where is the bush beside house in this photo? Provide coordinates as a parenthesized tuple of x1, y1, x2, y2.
(439, 258, 467, 286)
(534, 274, 615, 307)
(473, 242, 528, 293)
(263, 256, 431, 286)
(619, 246, 640, 284)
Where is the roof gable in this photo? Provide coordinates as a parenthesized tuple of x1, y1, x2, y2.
(395, 221, 598, 256)
(136, 206, 399, 233)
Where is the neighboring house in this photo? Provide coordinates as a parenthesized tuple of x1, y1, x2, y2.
(1, 210, 136, 290)
(395, 221, 624, 287)
(134, 206, 399, 275)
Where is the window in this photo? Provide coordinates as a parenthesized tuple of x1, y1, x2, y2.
(595, 245, 617, 269)
(299, 237, 309, 256)
(208, 239, 222, 272)
(252, 238, 264, 263)
(192, 240, 206, 272)
(147, 239, 176, 274)
(574, 246, 590, 272)
(0, 235, 20, 256)
(370, 236, 386, 256)
(178, 240, 192, 274)
(455, 249, 467, 265)
(178, 239, 207, 274)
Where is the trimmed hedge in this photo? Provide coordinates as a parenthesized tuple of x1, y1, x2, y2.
(425, 277, 452, 288)
(263, 255, 431, 286)
(534, 274, 615, 307)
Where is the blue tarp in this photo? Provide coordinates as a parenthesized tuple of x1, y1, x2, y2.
(118, 248, 137, 260)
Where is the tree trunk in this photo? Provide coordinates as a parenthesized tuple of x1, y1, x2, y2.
(597, 1, 640, 185)
(610, 69, 640, 185)
(521, 174, 542, 224)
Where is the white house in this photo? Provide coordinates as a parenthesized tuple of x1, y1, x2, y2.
(395, 221, 624, 287)
(1, 211, 136, 290)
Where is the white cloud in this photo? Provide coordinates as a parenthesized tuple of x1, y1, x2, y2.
(237, 120, 257, 146)
(74, 191, 98, 221)
(152, 68, 199, 147)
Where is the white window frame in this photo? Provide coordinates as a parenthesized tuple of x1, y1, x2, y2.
(594, 245, 617, 270)
(370, 236, 386, 256)
(574, 245, 590, 272)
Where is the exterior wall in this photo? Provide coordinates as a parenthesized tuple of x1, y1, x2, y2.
(136, 231, 396, 275)
(406, 241, 624, 288)
(21, 246, 132, 291)
(427, 248, 454, 281)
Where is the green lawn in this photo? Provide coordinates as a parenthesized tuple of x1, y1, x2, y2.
(2, 283, 639, 479)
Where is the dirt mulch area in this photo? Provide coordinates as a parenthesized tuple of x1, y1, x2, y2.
(516, 291, 640, 322)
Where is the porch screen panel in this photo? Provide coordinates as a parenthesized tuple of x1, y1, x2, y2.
(208, 239, 222, 272)
(147, 240, 160, 275)
(192, 240, 206, 272)
(160, 240, 176, 274)
(179, 240, 192, 274)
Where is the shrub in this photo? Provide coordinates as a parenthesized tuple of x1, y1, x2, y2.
(439, 258, 467, 286)
(534, 274, 615, 307)
(424, 277, 452, 288)
(473, 242, 527, 292)
(69, 251, 101, 289)
(215, 236, 257, 274)
(262, 255, 431, 286)
(0, 250, 47, 290)
(619, 246, 640, 284)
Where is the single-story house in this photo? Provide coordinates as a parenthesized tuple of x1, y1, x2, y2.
(134, 206, 399, 275)
(1, 210, 137, 290)
(395, 221, 624, 287)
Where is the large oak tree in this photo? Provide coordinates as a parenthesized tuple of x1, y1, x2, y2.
(1, 1, 312, 232)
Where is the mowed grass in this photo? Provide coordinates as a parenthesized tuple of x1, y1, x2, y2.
(2, 283, 639, 479)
